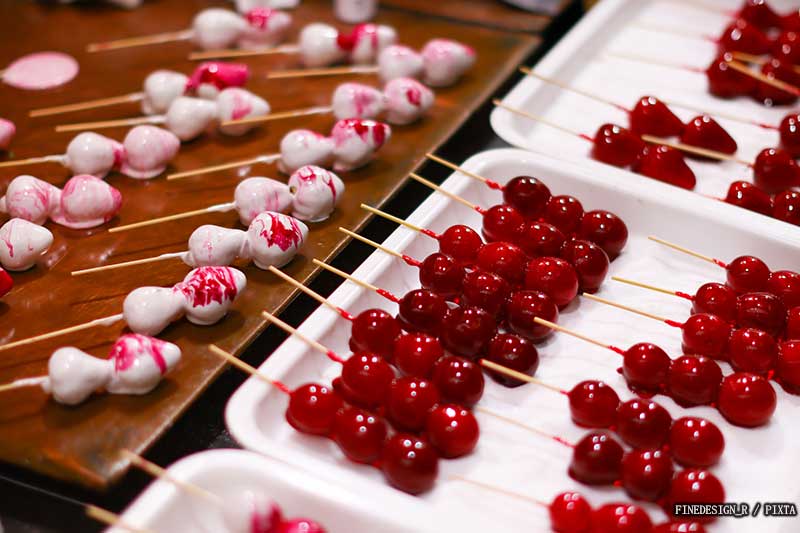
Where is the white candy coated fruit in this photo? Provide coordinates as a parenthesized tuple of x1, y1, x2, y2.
(298, 23, 347, 68)
(278, 129, 335, 174)
(216, 88, 271, 136)
(245, 212, 308, 268)
(0, 218, 54, 271)
(287, 165, 345, 222)
(331, 83, 386, 120)
(334, 0, 378, 23)
(184, 225, 247, 267)
(233, 176, 293, 225)
(106, 334, 182, 395)
(377, 45, 425, 83)
(383, 77, 434, 125)
(237, 9, 293, 48)
(330, 119, 391, 172)
(222, 490, 283, 533)
(50, 175, 123, 230)
(348, 24, 397, 65)
(120, 125, 181, 179)
(421, 38, 476, 87)
(0, 175, 61, 226)
(44, 348, 112, 406)
(164, 97, 219, 141)
(174, 267, 247, 326)
(123, 286, 186, 336)
(64, 132, 124, 178)
(192, 8, 247, 50)
(141, 70, 190, 115)
(234, 0, 300, 11)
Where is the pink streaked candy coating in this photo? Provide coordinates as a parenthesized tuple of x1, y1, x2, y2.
(287, 165, 345, 222)
(0, 175, 61, 225)
(217, 88, 271, 136)
(164, 96, 219, 141)
(50, 175, 123, 230)
(330, 118, 391, 172)
(299, 23, 348, 68)
(2, 52, 79, 90)
(192, 8, 247, 50)
(279, 519, 326, 533)
(233, 176, 294, 225)
(106, 334, 181, 395)
(383, 77, 434, 125)
(186, 61, 251, 99)
(222, 490, 283, 533)
(142, 70, 190, 115)
(0, 218, 54, 271)
(278, 129, 335, 174)
(331, 82, 386, 120)
(337, 23, 397, 65)
(0, 119, 16, 150)
(184, 225, 247, 267)
(378, 45, 425, 83)
(121, 125, 181, 179)
(421, 38, 475, 87)
(239, 8, 292, 48)
(246, 211, 308, 268)
(64, 131, 125, 178)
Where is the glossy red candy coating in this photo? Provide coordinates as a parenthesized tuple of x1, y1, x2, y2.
(279, 519, 326, 533)
(726, 255, 771, 293)
(728, 327, 778, 375)
(787, 307, 800, 340)
(332, 406, 388, 463)
(623, 343, 671, 393)
(506, 290, 559, 341)
(691, 283, 738, 322)
(754, 148, 800, 193)
(393, 332, 443, 378)
(723, 181, 773, 216)
(398, 289, 449, 333)
(286, 383, 342, 436)
(616, 399, 672, 450)
(633, 145, 696, 190)
(630, 96, 685, 137)
(718, 372, 777, 427)
(548, 492, 592, 533)
(419, 252, 464, 298)
(381, 434, 438, 495)
(425, 404, 479, 458)
(484, 333, 540, 387)
(668, 417, 725, 468)
(754, 60, 799, 106)
(739, 0, 782, 29)
(440, 306, 497, 358)
(569, 431, 624, 485)
(719, 18, 772, 55)
(431, 355, 484, 407)
(667, 356, 723, 406)
(706, 53, 758, 98)
(766, 270, 800, 308)
(568, 380, 620, 428)
(652, 521, 706, 533)
(775, 31, 800, 63)
(591, 503, 653, 533)
(579, 210, 629, 259)
(777, 340, 800, 393)
(339, 353, 395, 409)
(460, 269, 511, 317)
(476, 241, 528, 285)
(503, 175, 551, 219)
(622, 449, 674, 502)
(386, 376, 440, 432)
(559, 239, 610, 293)
(543, 195, 585, 236)
(779, 113, 800, 157)
(438, 224, 483, 265)
(591, 123, 646, 167)
(518, 221, 567, 257)
(680, 115, 738, 155)
(524, 257, 579, 308)
(0, 269, 11, 298)
(783, 10, 800, 32)
(667, 470, 725, 523)
(735, 292, 786, 336)
(481, 204, 525, 244)
(772, 190, 800, 225)
(350, 309, 401, 360)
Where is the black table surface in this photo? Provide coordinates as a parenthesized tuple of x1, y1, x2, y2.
(0, 2, 584, 531)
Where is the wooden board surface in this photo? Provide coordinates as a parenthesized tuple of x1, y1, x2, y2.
(0, 0, 538, 489)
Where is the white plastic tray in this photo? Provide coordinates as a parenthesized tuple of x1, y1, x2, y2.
(491, 0, 799, 202)
(226, 148, 800, 532)
(112, 449, 411, 533)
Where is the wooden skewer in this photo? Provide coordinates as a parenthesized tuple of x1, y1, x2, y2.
(605, 52, 698, 72)
(360, 204, 426, 234)
(189, 44, 301, 61)
(122, 450, 222, 505)
(451, 475, 548, 508)
(207, 344, 289, 393)
(108, 202, 235, 234)
(221, 105, 333, 127)
(87, 29, 194, 53)
(338, 227, 404, 260)
(267, 265, 352, 319)
(725, 60, 800, 96)
(0, 314, 124, 353)
(0, 376, 48, 394)
(729, 51, 800, 76)
(409, 172, 482, 212)
(425, 153, 497, 188)
(640, 134, 751, 165)
(266, 65, 378, 80)
(633, 22, 715, 42)
(518, 67, 626, 111)
(0, 154, 63, 169)
(492, 99, 587, 139)
(531, 317, 613, 351)
(262, 310, 342, 362)
(55, 115, 162, 133)
(29, 92, 145, 118)
(647, 235, 721, 266)
(311, 258, 396, 301)
(71, 252, 185, 277)
(166, 154, 280, 181)
(85, 505, 156, 533)
(662, 0, 729, 15)
(478, 359, 563, 393)
(581, 293, 672, 323)
(611, 276, 681, 297)
(475, 405, 575, 448)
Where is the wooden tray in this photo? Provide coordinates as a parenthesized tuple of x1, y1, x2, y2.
(0, 0, 537, 488)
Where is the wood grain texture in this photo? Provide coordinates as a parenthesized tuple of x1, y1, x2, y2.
(0, 0, 537, 488)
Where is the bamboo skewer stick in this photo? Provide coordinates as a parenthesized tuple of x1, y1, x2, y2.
(0, 314, 124, 353)
(30, 92, 144, 118)
(87, 29, 194, 53)
(189, 44, 300, 61)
